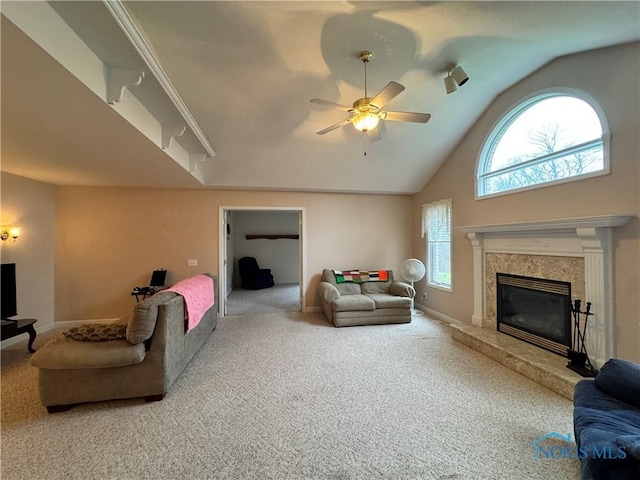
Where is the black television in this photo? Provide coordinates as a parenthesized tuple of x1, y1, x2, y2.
(1, 263, 17, 319)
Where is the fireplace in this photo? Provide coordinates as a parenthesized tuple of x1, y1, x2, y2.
(459, 215, 633, 369)
(496, 273, 572, 356)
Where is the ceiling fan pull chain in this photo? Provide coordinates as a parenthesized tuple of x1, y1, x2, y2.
(363, 132, 367, 156)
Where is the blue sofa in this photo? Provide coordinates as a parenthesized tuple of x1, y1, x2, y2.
(573, 358, 640, 479)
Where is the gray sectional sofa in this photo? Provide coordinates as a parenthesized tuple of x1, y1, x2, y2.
(318, 269, 415, 327)
(30, 274, 218, 412)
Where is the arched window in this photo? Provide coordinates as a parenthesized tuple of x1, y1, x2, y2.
(476, 90, 609, 198)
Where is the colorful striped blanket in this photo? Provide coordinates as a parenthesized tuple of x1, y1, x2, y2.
(333, 270, 389, 284)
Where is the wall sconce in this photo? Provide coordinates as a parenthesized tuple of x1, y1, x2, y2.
(444, 65, 469, 94)
(1, 227, 21, 242)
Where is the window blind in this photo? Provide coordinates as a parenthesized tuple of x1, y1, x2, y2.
(422, 199, 452, 240)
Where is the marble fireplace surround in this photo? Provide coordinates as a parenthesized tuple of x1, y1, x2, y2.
(458, 215, 632, 368)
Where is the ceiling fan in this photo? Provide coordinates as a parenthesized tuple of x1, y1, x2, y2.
(311, 50, 431, 138)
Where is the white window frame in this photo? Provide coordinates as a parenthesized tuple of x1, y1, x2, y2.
(422, 199, 452, 292)
(475, 88, 610, 200)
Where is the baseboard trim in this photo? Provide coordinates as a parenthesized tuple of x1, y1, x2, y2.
(54, 318, 120, 329)
(417, 305, 463, 325)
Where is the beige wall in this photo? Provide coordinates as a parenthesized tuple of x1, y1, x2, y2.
(0, 172, 55, 332)
(413, 42, 640, 361)
(55, 187, 412, 320)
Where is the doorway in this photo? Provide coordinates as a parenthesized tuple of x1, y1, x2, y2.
(219, 206, 306, 318)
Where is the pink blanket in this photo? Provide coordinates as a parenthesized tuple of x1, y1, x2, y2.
(164, 275, 215, 332)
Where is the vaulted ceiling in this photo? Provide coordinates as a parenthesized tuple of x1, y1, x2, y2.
(2, 1, 639, 194)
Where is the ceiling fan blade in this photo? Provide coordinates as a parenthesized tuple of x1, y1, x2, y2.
(370, 81, 405, 109)
(383, 111, 431, 124)
(310, 98, 352, 112)
(316, 118, 352, 135)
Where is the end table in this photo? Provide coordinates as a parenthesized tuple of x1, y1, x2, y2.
(1, 318, 37, 353)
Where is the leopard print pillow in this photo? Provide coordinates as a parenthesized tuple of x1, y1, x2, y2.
(64, 323, 127, 342)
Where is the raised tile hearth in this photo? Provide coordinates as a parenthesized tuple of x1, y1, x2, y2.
(450, 323, 584, 400)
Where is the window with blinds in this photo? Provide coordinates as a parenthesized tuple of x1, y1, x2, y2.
(422, 199, 452, 291)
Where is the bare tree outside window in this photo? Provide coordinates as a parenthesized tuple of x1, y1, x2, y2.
(478, 94, 607, 197)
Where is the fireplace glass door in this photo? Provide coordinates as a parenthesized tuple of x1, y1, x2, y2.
(496, 273, 572, 356)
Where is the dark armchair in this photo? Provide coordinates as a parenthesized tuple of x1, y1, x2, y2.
(238, 257, 274, 290)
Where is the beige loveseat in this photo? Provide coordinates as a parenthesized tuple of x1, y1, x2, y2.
(318, 269, 415, 327)
(30, 274, 218, 413)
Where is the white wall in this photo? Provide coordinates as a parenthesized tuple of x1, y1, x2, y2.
(0, 172, 56, 343)
(232, 210, 299, 286)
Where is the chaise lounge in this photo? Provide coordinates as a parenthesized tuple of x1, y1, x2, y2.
(30, 274, 218, 412)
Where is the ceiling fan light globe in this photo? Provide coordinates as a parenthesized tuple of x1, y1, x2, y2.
(352, 111, 379, 132)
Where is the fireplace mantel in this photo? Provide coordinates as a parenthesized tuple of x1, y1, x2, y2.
(458, 214, 633, 235)
(458, 214, 633, 368)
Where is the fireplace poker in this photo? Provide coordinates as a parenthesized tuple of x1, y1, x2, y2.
(567, 300, 597, 377)
(572, 299, 582, 351)
(575, 302, 593, 355)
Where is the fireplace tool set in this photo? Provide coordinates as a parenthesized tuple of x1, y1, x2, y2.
(566, 299, 598, 377)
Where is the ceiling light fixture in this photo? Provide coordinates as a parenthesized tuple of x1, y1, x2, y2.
(351, 51, 379, 133)
(351, 99, 380, 133)
(310, 50, 431, 142)
(444, 65, 469, 94)
(352, 111, 379, 132)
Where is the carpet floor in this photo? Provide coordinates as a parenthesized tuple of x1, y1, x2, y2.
(226, 284, 301, 315)
(1, 312, 580, 479)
